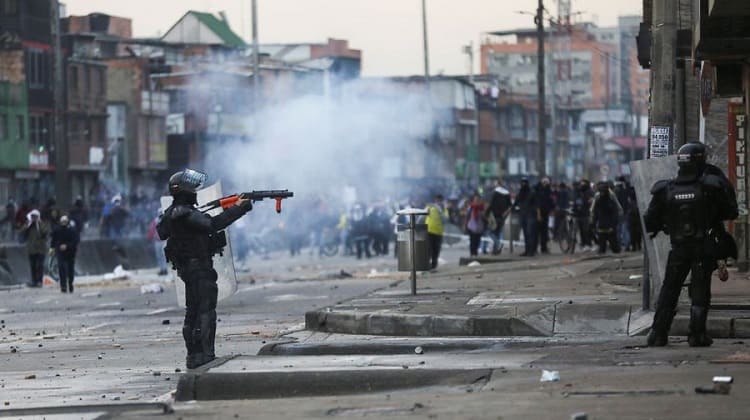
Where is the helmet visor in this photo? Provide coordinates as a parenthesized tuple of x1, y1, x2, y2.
(182, 169, 207, 190)
(677, 153, 692, 164)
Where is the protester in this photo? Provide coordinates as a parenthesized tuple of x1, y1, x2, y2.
(0, 199, 16, 241)
(69, 197, 89, 236)
(485, 180, 512, 255)
(51, 215, 80, 292)
(535, 177, 555, 254)
(591, 181, 622, 254)
(513, 179, 538, 257)
(425, 194, 448, 269)
(465, 193, 486, 257)
(350, 203, 371, 259)
(20, 209, 49, 288)
(614, 176, 631, 250)
(573, 179, 594, 251)
(107, 196, 130, 238)
(553, 182, 571, 240)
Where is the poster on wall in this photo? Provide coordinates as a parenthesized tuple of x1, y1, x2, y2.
(649, 126, 671, 158)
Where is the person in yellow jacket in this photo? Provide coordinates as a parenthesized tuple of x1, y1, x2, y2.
(425, 194, 448, 269)
(336, 212, 352, 255)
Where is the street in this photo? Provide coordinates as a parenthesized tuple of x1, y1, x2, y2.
(0, 249, 403, 409)
(2, 245, 750, 419)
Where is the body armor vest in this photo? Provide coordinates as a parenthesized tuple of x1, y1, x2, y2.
(665, 180, 706, 243)
(162, 205, 213, 269)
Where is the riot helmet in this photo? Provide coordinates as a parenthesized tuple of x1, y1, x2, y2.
(676, 142, 707, 174)
(168, 169, 207, 196)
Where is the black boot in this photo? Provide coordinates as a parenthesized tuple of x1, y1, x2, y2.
(189, 312, 217, 369)
(688, 305, 713, 347)
(183, 325, 202, 369)
(647, 307, 676, 347)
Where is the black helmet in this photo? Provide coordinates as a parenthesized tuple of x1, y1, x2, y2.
(168, 169, 207, 195)
(676, 142, 707, 173)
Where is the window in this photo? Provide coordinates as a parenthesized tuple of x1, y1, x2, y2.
(85, 67, 91, 94)
(26, 50, 48, 89)
(0, 114, 7, 140)
(100, 68, 106, 94)
(16, 115, 24, 140)
(70, 66, 79, 90)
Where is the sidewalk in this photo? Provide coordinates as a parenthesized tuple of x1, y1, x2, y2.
(173, 250, 750, 407)
(304, 250, 750, 339)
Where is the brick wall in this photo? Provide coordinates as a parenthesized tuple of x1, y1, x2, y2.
(0, 50, 24, 83)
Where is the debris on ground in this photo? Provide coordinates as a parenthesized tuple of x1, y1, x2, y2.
(140, 283, 164, 294)
(467, 261, 481, 267)
(24, 374, 36, 380)
(162, 319, 170, 325)
(103, 265, 130, 281)
(414, 346, 424, 355)
(571, 413, 588, 420)
(540, 370, 560, 382)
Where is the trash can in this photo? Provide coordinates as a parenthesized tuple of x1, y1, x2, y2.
(397, 223, 430, 271)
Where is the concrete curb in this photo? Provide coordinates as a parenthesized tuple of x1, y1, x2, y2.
(258, 340, 500, 356)
(670, 313, 750, 338)
(305, 310, 550, 337)
(0, 402, 172, 417)
(175, 368, 492, 401)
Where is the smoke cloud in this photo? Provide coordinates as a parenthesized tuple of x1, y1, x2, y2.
(204, 78, 443, 207)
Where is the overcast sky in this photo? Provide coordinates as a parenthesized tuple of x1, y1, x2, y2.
(63, 0, 642, 76)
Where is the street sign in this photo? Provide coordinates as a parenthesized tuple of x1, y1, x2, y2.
(700, 62, 714, 116)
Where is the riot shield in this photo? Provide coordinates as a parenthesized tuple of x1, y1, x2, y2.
(160, 182, 238, 308)
(630, 156, 678, 309)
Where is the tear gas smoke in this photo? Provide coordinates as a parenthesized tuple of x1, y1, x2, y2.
(203, 78, 448, 208)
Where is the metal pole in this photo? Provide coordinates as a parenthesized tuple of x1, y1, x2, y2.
(536, 0, 547, 177)
(421, 0, 430, 80)
(649, 0, 677, 156)
(409, 214, 417, 295)
(251, 0, 260, 109)
(51, 0, 69, 209)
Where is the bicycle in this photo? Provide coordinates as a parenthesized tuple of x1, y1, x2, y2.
(319, 227, 340, 257)
(555, 209, 578, 254)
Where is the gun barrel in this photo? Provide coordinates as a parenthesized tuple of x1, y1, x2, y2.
(241, 190, 294, 200)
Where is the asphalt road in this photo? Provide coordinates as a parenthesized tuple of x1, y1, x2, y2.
(0, 248, 409, 409)
(3, 244, 750, 419)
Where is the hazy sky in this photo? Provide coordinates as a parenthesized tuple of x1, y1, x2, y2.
(63, 0, 642, 76)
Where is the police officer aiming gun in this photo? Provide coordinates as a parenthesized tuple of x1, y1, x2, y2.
(644, 142, 738, 347)
(157, 169, 253, 369)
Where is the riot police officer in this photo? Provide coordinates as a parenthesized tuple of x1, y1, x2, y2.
(644, 142, 738, 347)
(157, 169, 253, 369)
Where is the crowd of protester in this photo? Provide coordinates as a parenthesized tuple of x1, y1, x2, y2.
(0, 176, 645, 273)
(0, 188, 162, 244)
(276, 175, 644, 264)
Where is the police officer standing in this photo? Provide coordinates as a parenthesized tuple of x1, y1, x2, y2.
(644, 143, 738, 347)
(157, 169, 253, 369)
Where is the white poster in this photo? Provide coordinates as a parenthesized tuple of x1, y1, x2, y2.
(649, 126, 671, 158)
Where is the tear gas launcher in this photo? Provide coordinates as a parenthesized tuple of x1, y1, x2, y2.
(197, 190, 294, 213)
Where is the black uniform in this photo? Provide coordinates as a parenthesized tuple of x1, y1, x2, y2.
(591, 185, 622, 254)
(644, 146, 737, 347)
(157, 184, 252, 369)
(51, 223, 79, 293)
